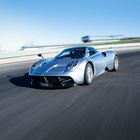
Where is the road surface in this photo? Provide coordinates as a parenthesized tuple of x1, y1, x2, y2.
(0, 50, 140, 140)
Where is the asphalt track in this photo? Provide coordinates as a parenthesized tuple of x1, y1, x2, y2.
(0, 50, 140, 140)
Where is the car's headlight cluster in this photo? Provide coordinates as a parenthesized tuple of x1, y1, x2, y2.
(30, 61, 42, 73)
(31, 60, 44, 69)
(67, 60, 78, 70)
(32, 62, 40, 68)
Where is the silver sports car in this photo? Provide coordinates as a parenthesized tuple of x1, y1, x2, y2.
(29, 46, 119, 87)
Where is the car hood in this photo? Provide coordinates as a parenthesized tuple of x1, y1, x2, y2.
(30, 58, 79, 75)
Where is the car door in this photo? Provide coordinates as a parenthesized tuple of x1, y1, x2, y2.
(88, 48, 106, 76)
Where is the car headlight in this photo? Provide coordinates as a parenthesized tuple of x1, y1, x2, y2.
(67, 61, 78, 70)
(29, 62, 41, 73)
(32, 62, 40, 69)
(31, 60, 44, 69)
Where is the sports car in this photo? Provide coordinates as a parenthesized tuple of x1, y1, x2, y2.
(29, 46, 119, 87)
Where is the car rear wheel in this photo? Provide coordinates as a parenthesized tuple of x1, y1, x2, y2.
(112, 56, 119, 71)
(84, 63, 94, 85)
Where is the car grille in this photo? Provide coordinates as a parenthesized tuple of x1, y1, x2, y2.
(31, 76, 74, 86)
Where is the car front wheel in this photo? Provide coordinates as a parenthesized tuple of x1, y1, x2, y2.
(84, 63, 94, 85)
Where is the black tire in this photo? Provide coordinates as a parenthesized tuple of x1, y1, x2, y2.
(84, 63, 94, 85)
(112, 56, 119, 71)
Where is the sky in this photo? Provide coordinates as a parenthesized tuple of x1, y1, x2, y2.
(0, 0, 140, 51)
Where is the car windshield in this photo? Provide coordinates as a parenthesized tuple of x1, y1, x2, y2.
(56, 48, 86, 59)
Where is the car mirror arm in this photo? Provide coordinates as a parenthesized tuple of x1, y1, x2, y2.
(102, 52, 106, 57)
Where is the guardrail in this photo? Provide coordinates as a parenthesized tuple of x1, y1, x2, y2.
(0, 43, 140, 64)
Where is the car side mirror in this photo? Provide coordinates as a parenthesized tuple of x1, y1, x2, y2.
(38, 54, 44, 59)
(102, 52, 106, 57)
